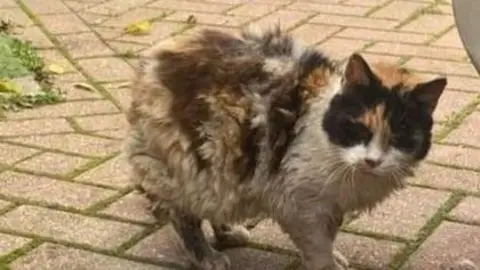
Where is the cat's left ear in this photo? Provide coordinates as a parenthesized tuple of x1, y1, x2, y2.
(343, 53, 375, 89)
(411, 77, 447, 114)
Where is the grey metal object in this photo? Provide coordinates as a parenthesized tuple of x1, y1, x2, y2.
(452, 0, 480, 75)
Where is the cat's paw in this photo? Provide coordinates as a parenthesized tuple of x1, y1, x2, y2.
(196, 251, 231, 270)
(213, 224, 250, 248)
(333, 249, 349, 269)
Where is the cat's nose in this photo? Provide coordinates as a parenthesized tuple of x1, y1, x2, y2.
(364, 158, 382, 168)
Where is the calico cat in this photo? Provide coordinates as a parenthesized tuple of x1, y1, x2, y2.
(125, 26, 447, 270)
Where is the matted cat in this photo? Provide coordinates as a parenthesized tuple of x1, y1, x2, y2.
(125, 26, 449, 270)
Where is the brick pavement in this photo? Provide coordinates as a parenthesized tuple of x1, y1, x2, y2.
(0, 0, 479, 269)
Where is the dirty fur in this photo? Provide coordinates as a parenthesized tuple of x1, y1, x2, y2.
(125, 26, 448, 270)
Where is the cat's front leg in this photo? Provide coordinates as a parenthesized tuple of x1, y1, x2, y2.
(277, 208, 347, 270)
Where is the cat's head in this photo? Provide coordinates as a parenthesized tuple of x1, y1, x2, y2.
(322, 53, 447, 175)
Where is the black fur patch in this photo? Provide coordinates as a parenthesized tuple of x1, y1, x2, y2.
(322, 77, 435, 161)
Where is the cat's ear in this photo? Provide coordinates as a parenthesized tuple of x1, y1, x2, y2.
(343, 53, 374, 88)
(411, 77, 447, 114)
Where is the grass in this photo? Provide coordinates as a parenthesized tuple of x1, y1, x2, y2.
(0, 20, 64, 116)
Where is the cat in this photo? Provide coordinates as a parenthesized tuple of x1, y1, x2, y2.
(124, 26, 447, 270)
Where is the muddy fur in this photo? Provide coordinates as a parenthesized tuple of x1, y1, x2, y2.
(125, 26, 449, 270)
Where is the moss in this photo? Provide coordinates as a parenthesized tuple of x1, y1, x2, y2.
(388, 193, 464, 269)
(0, 32, 64, 115)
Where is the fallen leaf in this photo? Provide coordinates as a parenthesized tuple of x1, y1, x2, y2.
(0, 80, 21, 93)
(186, 15, 197, 24)
(46, 63, 65, 74)
(124, 20, 152, 36)
(72, 82, 96, 92)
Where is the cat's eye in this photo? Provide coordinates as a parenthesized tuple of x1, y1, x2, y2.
(343, 121, 372, 143)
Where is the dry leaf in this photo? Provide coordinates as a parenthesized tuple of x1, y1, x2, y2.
(72, 82, 96, 92)
(124, 20, 152, 36)
(46, 63, 65, 74)
(186, 15, 197, 24)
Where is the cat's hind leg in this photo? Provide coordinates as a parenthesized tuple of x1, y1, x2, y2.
(171, 212, 230, 270)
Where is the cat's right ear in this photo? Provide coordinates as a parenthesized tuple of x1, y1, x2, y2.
(343, 53, 374, 89)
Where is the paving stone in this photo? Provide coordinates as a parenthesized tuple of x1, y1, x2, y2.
(74, 113, 128, 131)
(94, 129, 125, 140)
(449, 197, 480, 224)
(290, 24, 340, 46)
(9, 133, 120, 157)
(371, 1, 427, 20)
(117, 22, 187, 45)
(57, 32, 114, 58)
(437, 4, 454, 15)
(93, 26, 124, 40)
(76, 155, 131, 188)
(13, 26, 55, 49)
(99, 8, 163, 29)
(225, 248, 295, 270)
(428, 144, 480, 170)
(127, 225, 191, 267)
(403, 222, 480, 269)
(37, 49, 77, 73)
(310, 14, 397, 29)
(63, 1, 98, 12)
(22, 0, 70, 14)
(11, 243, 170, 270)
(0, 119, 73, 136)
(288, 2, 368, 15)
(343, 0, 388, 6)
(165, 12, 251, 27)
(432, 27, 464, 48)
(100, 192, 155, 223)
(0, 200, 12, 212)
(318, 38, 369, 60)
(15, 152, 90, 175)
(249, 219, 295, 249)
(446, 75, 480, 92)
(39, 14, 90, 34)
(336, 28, 429, 44)
(361, 53, 401, 64)
(227, 3, 280, 17)
(52, 80, 104, 101)
(335, 233, 404, 269)
(248, 9, 313, 30)
(401, 14, 454, 34)
(103, 82, 131, 110)
(348, 187, 450, 239)
(366, 42, 466, 61)
(433, 90, 476, 122)
(107, 41, 146, 54)
(0, 8, 34, 26)
(149, 0, 232, 13)
(0, 143, 38, 165)
(405, 58, 478, 77)
(0, 171, 116, 209)
(85, 0, 151, 16)
(0, 0, 16, 8)
(78, 57, 135, 82)
(0, 233, 30, 257)
(444, 112, 480, 147)
(0, 205, 143, 249)
(409, 164, 480, 193)
(7, 100, 118, 120)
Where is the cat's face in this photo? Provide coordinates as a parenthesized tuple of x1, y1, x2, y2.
(322, 53, 447, 175)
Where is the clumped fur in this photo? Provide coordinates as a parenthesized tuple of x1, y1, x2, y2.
(125, 26, 448, 270)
